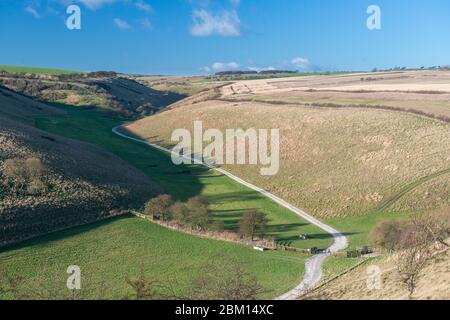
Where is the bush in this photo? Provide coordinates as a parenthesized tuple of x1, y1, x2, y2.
(27, 179, 48, 196)
(170, 201, 190, 225)
(3, 157, 47, 195)
(168, 197, 213, 231)
(144, 194, 173, 221)
(369, 220, 405, 252)
(186, 197, 211, 231)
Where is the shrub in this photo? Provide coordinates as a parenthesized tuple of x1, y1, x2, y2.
(369, 220, 405, 252)
(27, 179, 48, 196)
(169, 201, 190, 225)
(189, 258, 266, 300)
(3, 157, 47, 195)
(25, 157, 45, 179)
(144, 194, 174, 221)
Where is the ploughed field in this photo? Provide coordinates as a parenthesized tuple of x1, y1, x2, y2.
(221, 70, 450, 122)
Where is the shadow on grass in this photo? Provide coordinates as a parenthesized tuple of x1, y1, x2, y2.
(0, 215, 133, 255)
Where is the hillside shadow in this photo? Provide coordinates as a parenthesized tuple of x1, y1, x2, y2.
(0, 215, 133, 254)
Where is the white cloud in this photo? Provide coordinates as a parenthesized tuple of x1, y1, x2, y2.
(141, 18, 153, 30)
(291, 57, 310, 69)
(212, 62, 239, 70)
(230, 0, 240, 6)
(25, 6, 40, 18)
(135, 0, 153, 13)
(113, 18, 131, 29)
(247, 66, 276, 72)
(190, 9, 240, 37)
(77, 0, 118, 10)
(200, 66, 212, 73)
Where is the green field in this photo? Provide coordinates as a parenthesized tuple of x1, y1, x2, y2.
(0, 65, 78, 75)
(0, 216, 307, 299)
(0, 103, 336, 299)
(34, 105, 332, 250)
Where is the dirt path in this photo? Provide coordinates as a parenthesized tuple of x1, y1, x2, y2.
(112, 126, 348, 300)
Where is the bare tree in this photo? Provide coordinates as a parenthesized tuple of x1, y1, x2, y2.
(397, 244, 432, 298)
(144, 194, 173, 221)
(413, 207, 450, 248)
(369, 220, 405, 252)
(395, 219, 434, 298)
(239, 209, 268, 241)
(370, 208, 450, 298)
(170, 201, 190, 224)
(125, 268, 161, 300)
(189, 258, 267, 300)
(3, 158, 28, 193)
(186, 197, 211, 231)
(3, 157, 48, 195)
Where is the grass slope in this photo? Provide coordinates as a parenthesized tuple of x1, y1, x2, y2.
(0, 103, 331, 299)
(0, 216, 306, 299)
(34, 105, 332, 250)
(126, 100, 450, 220)
(0, 96, 159, 246)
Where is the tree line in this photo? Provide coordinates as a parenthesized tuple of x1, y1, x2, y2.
(143, 195, 269, 242)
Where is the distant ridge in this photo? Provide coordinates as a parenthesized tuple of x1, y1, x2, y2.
(0, 65, 79, 75)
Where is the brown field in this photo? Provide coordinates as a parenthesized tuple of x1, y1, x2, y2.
(136, 76, 214, 94)
(126, 71, 450, 219)
(221, 70, 450, 122)
(0, 88, 160, 247)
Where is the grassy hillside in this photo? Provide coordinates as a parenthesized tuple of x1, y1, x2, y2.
(126, 100, 450, 220)
(0, 72, 186, 118)
(0, 93, 160, 247)
(1, 102, 332, 300)
(0, 65, 78, 75)
(0, 216, 307, 299)
(305, 248, 450, 300)
(34, 105, 332, 250)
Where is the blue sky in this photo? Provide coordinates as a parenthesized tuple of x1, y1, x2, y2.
(1, 0, 450, 75)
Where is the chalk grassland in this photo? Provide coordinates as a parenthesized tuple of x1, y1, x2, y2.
(0, 216, 307, 299)
(126, 100, 450, 219)
(0, 65, 78, 75)
(0, 89, 159, 246)
(304, 249, 450, 300)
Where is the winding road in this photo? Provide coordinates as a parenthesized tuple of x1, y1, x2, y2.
(112, 126, 348, 300)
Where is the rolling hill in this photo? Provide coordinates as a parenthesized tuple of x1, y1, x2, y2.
(124, 71, 450, 249)
(0, 86, 160, 247)
(0, 71, 186, 118)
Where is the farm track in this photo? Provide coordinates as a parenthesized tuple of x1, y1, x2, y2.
(375, 168, 450, 213)
(112, 126, 348, 300)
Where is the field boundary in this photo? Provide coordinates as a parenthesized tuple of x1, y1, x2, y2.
(217, 98, 450, 123)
